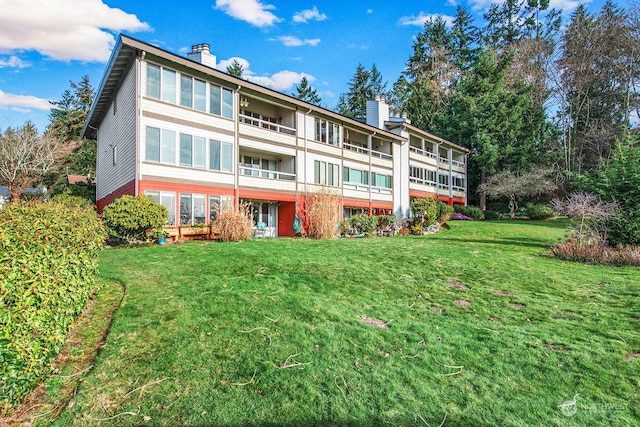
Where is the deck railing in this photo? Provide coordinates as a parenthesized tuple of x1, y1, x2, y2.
(239, 165, 296, 181)
(343, 142, 392, 161)
(239, 114, 296, 135)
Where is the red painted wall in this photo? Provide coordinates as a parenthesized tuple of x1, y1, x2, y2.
(96, 180, 135, 213)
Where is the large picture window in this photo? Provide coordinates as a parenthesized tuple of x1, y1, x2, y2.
(314, 118, 340, 146)
(145, 191, 176, 226)
(209, 140, 233, 172)
(343, 167, 368, 185)
(314, 160, 339, 187)
(180, 193, 206, 225)
(146, 64, 160, 99)
(371, 172, 392, 188)
(161, 68, 176, 104)
(209, 195, 234, 222)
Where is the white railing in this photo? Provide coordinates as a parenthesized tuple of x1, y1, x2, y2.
(409, 177, 437, 186)
(343, 142, 392, 161)
(409, 146, 438, 160)
(239, 114, 296, 135)
(343, 182, 392, 194)
(239, 165, 296, 181)
(452, 159, 465, 167)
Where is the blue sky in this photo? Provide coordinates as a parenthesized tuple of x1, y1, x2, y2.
(0, 0, 629, 133)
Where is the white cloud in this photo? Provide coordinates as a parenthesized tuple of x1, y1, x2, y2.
(217, 56, 252, 73)
(214, 0, 282, 27)
(293, 6, 327, 23)
(549, 0, 587, 13)
(446, 0, 458, 6)
(0, 90, 51, 110)
(366, 9, 373, 14)
(247, 71, 315, 92)
(0, 0, 150, 62)
(270, 36, 321, 47)
(0, 55, 30, 68)
(399, 12, 455, 27)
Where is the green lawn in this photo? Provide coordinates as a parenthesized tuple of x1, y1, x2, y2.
(53, 219, 639, 426)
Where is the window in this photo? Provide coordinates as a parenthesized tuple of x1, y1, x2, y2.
(209, 140, 233, 172)
(209, 195, 233, 222)
(180, 75, 193, 108)
(161, 68, 176, 104)
(371, 172, 392, 188)
(180, 193, 206, 225)
(145, 191, 176, 225)
(194, 79, 206, 111)
(146, 64, 160, 99)
(222, 88, 233, 118)
(161, 129, 176, 164)
(343, 167, 368, 185)
(209, 85, 221, 115)
(438, 173, 449, 189)
(180, 133, 192, 166)
(146, 127, 160, 162)
(314, 118, 340, 146)
(453, 176, 464, 190)
(410, 166, 437, 185)
(314, 160, 339, 186)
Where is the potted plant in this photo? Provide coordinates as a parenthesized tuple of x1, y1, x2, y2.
(150, 229, 170, 244)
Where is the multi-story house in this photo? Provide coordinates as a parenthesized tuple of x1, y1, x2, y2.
(84, 35, 468, 237)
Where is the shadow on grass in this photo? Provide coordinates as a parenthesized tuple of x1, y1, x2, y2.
(435, 236, 556, 250)
(486, 218, 570, 229)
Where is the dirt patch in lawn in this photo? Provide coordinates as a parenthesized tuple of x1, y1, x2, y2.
(510, 303, 525, 310)
(431, 306, 445, 315)
(446, 280, 470, 290)
(488, 317, 501, 322)
(544, 343, 568, 352)
(453, 300, 471, 307)
(360, 316, 389, 329)
(625, 353, 640, 361)
(492, 290, 512, 296)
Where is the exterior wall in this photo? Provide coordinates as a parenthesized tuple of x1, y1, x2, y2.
(91, 37, 469, 230)
(95, 61, 138, 202)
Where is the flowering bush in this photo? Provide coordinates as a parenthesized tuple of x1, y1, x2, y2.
(452, 212, 473, 220)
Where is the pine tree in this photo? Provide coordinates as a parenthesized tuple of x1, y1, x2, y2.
(226, 59, 244, 78)
(336, 63, 371, 119)
(292, 76, 321, 106)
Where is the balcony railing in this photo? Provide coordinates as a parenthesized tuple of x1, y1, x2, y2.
(409, 146, 438, 160)
(344, 182, 392, 194)
(239, 114, 296, 135)
(452, 159, 465, 167)
(343, 142, 392, 161)
(409, 177, 437, 186)
(239, 165, 296, 181)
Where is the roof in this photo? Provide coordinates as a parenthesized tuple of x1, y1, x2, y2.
(83, 34, 404, 143)
(385, 120, 470, 153)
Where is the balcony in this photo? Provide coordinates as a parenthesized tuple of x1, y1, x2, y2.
(239, 113, 296, 136)
(343, 142, 392, 161)
(239, 165, 295, 181)
(409, 146, 438, 160)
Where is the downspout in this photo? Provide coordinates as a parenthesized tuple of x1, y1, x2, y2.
(368, 131, 376, 214)
(136, 51, 145, 197)
(465, 153, 469, 206)
(234, 85, 241, 210)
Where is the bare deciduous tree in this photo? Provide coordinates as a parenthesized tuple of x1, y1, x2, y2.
(0, 122, 75, 202)
(478, 168, 556, 218)
(550, 191, 618, 245)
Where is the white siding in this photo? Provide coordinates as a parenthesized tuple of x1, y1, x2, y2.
(96, 61, 137, 200)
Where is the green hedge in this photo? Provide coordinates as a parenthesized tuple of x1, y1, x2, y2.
(0, 201, 106, 408)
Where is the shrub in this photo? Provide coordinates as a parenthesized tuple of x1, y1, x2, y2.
(454, 204, 484, 220)
(376, 215, 397, 234)
(0, 201, 106, 408)
(550, 242, 640, 267)
(411, 198, 438, 226)
(452, 212, 473, 220)
(50, 193, 94, 208)
(217, 203, 252, 242)
(350, 214, 378, 236)
(484, 210, 501, 220)
(436, 201, 454, 223)
(526, 204, 554, 220)
(102, 195, 168, 242)
(307, 190, 341, 239)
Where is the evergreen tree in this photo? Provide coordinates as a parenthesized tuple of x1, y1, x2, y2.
(336, 64, 387, 119)
(46, 76, 96, 200)
(226, 59, 244, 78)
(292, 76, 322, 106)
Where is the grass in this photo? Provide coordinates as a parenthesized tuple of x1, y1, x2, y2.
(50, 219, 639, 426)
